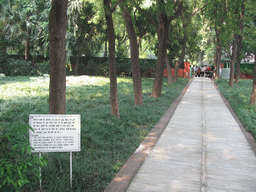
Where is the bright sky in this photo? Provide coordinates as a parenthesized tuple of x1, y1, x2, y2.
(143, 0, 153, 8)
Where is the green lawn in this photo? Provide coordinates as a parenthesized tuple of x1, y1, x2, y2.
(0, 75, 189, 192)
(215, 79, 256, 138)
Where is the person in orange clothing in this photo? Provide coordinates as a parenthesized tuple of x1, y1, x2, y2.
(206, 66, 213, 78)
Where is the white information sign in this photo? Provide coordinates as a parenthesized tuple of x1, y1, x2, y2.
(29, 114, 81, 152)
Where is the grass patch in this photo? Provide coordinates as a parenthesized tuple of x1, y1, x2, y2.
(0, 75, 189, 192)
(215, 79, 256, 137)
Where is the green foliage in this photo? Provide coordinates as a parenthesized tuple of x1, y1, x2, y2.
(240, 68, 253, 76)
(7, 59, 34, 76)
(36, 61, 50, 76)
(69, 56, 158, 77)
(215, 79, 256, 137)
(0, 123, 47, 191)
(2, 59, 49, 76)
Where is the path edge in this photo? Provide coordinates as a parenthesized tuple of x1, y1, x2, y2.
(213, 79, 256, 156)
(104, 79, 192, 192)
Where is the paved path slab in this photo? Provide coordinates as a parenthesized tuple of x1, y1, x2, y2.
(127, 78, 256, 192)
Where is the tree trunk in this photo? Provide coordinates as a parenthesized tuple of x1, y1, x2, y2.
(151, 12, 169, 97)
(173, 34, 187, 83)
(229, 34, 238, 87)
(122, 6, 143, 105)
(25, 24, 32, 62)
(104, 0, 120, 117)
(215, 34, 222, 79)
(166, 55, 172, 84)
(235, 3, 244, 83)
(75, 37, 82, 76)
(104, 39, 108, 58)
(75, 52, 81, 76)
(250, 52, 256, 105)
(173, 60, 179, 81)
(49, 0, 68, 114)
(235, 34, 242, 83)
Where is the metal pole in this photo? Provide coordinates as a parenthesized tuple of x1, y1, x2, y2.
(39, 152, 42, 190)
(70, 151, 72, 189)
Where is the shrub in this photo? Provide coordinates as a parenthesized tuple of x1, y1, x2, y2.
(116, 58, 132, 76)
(36, 61, 50, 76)
(0, 123, 47, 191)
(2, 59, 50, 76)
(6, 59, 35, 76)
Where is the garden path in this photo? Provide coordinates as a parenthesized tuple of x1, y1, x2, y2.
(106, 78, 256, 192)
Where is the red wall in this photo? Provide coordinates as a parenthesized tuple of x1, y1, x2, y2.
(163, 62, 190, 78)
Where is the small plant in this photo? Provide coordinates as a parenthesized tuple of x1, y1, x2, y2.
(0, 123, 47, 191)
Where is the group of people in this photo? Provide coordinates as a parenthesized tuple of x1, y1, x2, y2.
(192, 65, 215, 78)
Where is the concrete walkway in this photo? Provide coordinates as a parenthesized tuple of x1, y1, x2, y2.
(127, 78, 256, 191)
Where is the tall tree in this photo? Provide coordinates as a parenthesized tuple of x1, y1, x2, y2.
(173, 1, 206, 83)
(103, 0, 120, 117)
(240, 0, 256, 105)
(0, 0, 21, 58)
(228, 1, 245, 87)
(49, 0, 68, 114)
(213, 0, 227, 79)
(245, 0, 256, 105)
(229, 34, 238, 87)
(120, 1, 143, 105)
(72, 1, 96, 76)
(139, 0, 183, 97)
(235, 2, 245, 83)
(204, 0, 228, 79)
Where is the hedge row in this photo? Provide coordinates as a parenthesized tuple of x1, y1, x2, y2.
(69, 57, 161, 77)
(2, 55, 185, 77)
(1, 55, 159, 77)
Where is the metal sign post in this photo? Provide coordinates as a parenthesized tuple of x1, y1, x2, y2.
(70, 151, 72, 189)
(39, 152, 42, 190)
(29, 114, 81, 190)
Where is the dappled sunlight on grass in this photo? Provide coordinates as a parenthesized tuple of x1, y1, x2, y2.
(66, 75, 110, 86)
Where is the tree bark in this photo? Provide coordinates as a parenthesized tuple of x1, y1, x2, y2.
(215, 31, 222, 79)
(104, 0, 120, 117)
(235, 3, 245, 83)
(151, 10, 169, 97)
(74, 36, 83, 76)
(166, 55, 172, 84)
(152, 27, 169, 97)
(25, 24, 32, 62)
(173, 33, 188, 83)
(250, 52, 256, 105)
(122, 6, 143, 105)
(75, 48, 82, 76)
(229, 34, 238, 87)
(235, 34, 242, 83)
(49, 0, 68, 114)
(104, 39, 108, 58)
